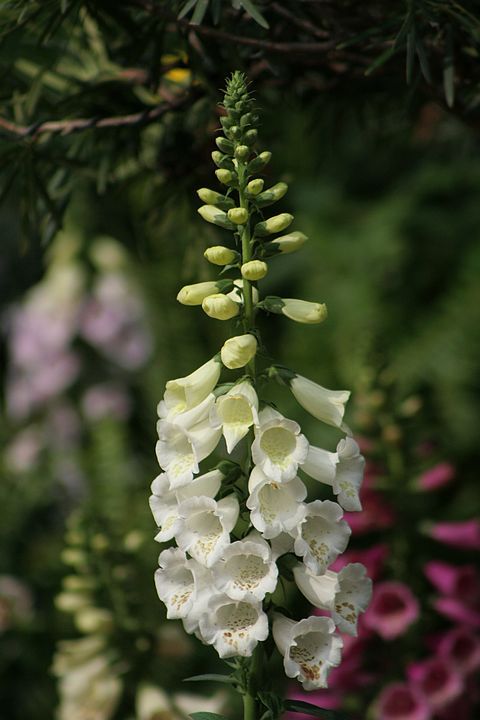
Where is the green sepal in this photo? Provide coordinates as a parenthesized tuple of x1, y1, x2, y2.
(284, 699, 348, 719)
(270, 363, 297, 385)
(247, 151, 271, 174)
(211, 151, 235, 171)
(255, 182, 288, 208)
(184, 673, 235, 684)
(190, 713, 230, 720)
(258, 296, 285, 314)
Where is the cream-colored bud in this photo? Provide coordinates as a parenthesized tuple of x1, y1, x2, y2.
(221, 334, 258, 369)
(215, 168, 234, 185)
(177, 281, 219, 305)
(281, 299, 327, 324)
(227, 207, 249, 225)
(55, 592, 91, 613)
(247, 178, 264, 195)
(241, 260, 268, 280)
(202, 294, 240, 320)
(75, 607, 114, 634)
(255, 213, 294, 237)
(204, 246, 237, 266)
(197, 188, 226, 205)
(271, 231, 307, 254)
(198, 204, 234, 229)
(234, 144, 250, 160)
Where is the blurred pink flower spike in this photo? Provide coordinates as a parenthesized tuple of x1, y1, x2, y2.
(332, 543, 389, 582)
(375, 683, 431, 720)
(284, 686, 342, 720)
(364, 581, 419, 640)
(433, 596, 480, 628)
(424, 519, 480, 550)
(424, 561, 480, 598)
(416, 462, 455, 491)
(407, 657, 463, 710)
(438, 626, 480, 675)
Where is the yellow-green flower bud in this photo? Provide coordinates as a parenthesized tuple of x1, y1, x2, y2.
(246, 178, 264, 196)
(227, 207, 249, 225)
(211, 151, 234, 171)
(254, 213, 293, 237)
(229, 125, 242, 139)
(247, 151, 271, 173)
(198, 204, 235, 229)
(202, 293, 240, 320)
(281, 298, 327, 324)
(61, 548, 87, 567)
(244, 129, 258, 145)
(55, 592, 91, 613)
(221, 333, 258, 369)
(197, 188, 232, 207)
(177, 281, 220, 306)
(255, 182, 288, 207)
(63, 576, 95, 592)
(204, 246, 237, 266)
(241, 260, 268, 280)
(215, 168, 234, 185)
(75, 607, 114, 634)
(234, 145, 250, 161)
(270, 231, 307, 254)
(215, 137, 234, 155)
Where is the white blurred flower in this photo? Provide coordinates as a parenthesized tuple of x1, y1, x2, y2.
(246, 466, 306, 539)
(272, 614, 342, 690)
(290, 375, 350, 431)
(210, 380, 259, 453)
(252, 407, 308, 483)
(292, 500, 351, 575)
(212, 532, 278, 602)
(199, 596, 268, 658)
(176, 495, 239, 567)
(301, 437, 365, 512)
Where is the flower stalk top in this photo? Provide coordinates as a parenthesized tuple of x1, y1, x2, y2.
(150, 71, 372, 720)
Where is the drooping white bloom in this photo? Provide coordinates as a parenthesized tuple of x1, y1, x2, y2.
(280, 299, 327, 324)
(161, 357, 221, 417)
(212, 532, 278, 602)
(158, 392, 214, 429)
(247, 466, 306, 539)
(154, 547, 211, 620)
(210, 380, 259, 453)
(292, 500, 351, 575)
(220, 333, 257, 370)
(252, 407, 309, 483)
(155, 419, 221, 489)
(149, 470, 223, 542)
(301, 437, 365, 512)
(199, 596, 269, 658)
(290, 374, 350, 431)
(293, 562, 371, 637)
(176, 495, 239, 567)
(272, 614, 342, 690)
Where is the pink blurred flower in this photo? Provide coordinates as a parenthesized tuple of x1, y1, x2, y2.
(4, 426, 44, 473)
(407, 657, 462, 709)
(416, 462, 455, 491)
(424, 561, 480, 600)
(284, 686, 341, 719)
(433, 596, 480, 628)
(426, 519, 480, 551)
(375, 683, 431, 720)
(438, 626, 480, 675)
(345, 488, 395, 535)
(82, 384, 131, 421)
(364, 581, 419, 640)
(331, 544, 388, 582)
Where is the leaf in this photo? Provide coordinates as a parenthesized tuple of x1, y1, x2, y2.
(284, 699, 348, 720)
(191, 0, 210, 24)
(240, 0, 269, 29)
(183, 673, 235, 684)
(443, 24, 455, 107)
(190, 714, 230, 720)
(178, 0, 198, 19)
(406, 27, 415, 84)
(415, 34, 432, 83)
(364, 45, 396, 76)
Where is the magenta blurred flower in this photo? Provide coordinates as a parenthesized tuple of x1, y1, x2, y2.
(332, 544, 388, 582)
(424, 561, 480, 600)
(284, 686, 341, 719)
(416, 462, 455, 491)
(426, 519, 480, 551)
(364, 581, 419, 640)
(82, 384, 131, 421)
(407, 657, 462, 709)
(438, 626, 480, 675)
(433, 596, 480, 628)
(375, 683, 431, 720)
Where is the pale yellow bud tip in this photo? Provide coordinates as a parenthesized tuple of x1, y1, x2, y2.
(241, 260, 268, 280)
(221, 334, 258, 369)
(177, 281, 219, 306)
(227, 207, 249, 225)
(281, 299, 328, 324)
(204, 246, 237, 266)
(202, 293, 240, 321)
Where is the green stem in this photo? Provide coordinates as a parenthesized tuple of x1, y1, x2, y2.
(242, 644, 263, 720)
(238, 163, 256, 378)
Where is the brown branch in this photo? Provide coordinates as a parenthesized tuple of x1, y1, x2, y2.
(0, 89, 199, 140)
(269, 2, 330, 40)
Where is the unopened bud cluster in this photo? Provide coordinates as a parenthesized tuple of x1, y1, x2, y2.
(150, 72, 372, 692)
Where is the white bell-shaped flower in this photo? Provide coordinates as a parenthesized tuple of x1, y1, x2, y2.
(210, 380, 259, 453)
(252, 407, 309, 483)
(301, 437, 365, 512)
(149, 470, 223, 542)
(158, 392, 215, 430)
(176, 495, 239, 567)
(212, 532, 278, 602)
(292, 564, 339, 612)
(292, 500, 351, 575)
(199, 596, 269, 658)
(161, 357, 221, 417)
(155, 547, 204, 619)
(156, 419, 222, 489)
(272, 614, 342, 690)
(290, 374, 350, 432)
(247, 466, 307, 539)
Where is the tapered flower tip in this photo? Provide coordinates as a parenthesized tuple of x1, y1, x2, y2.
(221, 333, 257, 369)
(290, 375, 350, 430)
(202, 294, 240, 321)
(280, 299, 327, 324)
(177, 281, 219, 306)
